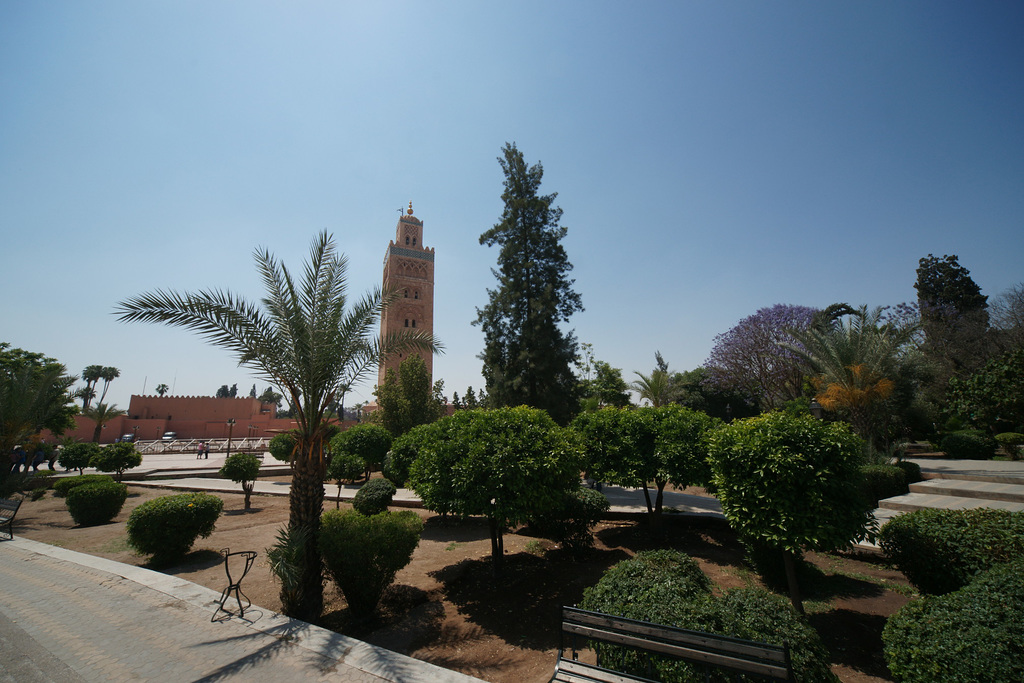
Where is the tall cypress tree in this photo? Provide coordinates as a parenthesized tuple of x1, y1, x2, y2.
(475, 142, 583, 425)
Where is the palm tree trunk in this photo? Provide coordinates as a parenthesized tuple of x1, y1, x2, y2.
(288, 448, 326, 622)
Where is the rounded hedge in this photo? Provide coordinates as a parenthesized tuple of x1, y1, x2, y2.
(940, 431, 997, 460)
(352, 478, 397, 516)
(53, 473, 115, 497)
(995, 432, 1023, 460)
(860, 465, 907, 507)
(529, 485, 610, 555)
(883, 561, 1024, 682)
(126, 492, 224, 564)
(65, 481, 128, 526)
(580, 550, 836, 683)
(879, 508, 1024, 595)
(891, 460, 922, 486)
(319, 509, 423, 619)
(268, 433, 297, 463)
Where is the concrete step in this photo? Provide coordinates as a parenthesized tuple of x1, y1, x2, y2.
(909, 478, 1024, 504)
(922, 471, 1024, 485)
(877, 491, 1024, 514)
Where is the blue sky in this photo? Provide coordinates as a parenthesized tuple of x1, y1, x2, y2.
(2, 1, 1022, 411)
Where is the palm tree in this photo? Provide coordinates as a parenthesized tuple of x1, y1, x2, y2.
(115, 231, 439, 621)
(96, 366, 120, 405)
(787, 306, 919, 444)
(155, 383, 169, 397)
(0, 360, 77, 456)
(80, 365, 104, 409)
(630, 369, 671, 407)
(83, 402, 126, 443)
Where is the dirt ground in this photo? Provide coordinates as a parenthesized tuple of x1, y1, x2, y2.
(13, 480, 913, 682)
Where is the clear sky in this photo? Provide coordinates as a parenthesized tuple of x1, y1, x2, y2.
(2, 1, 1022, 411)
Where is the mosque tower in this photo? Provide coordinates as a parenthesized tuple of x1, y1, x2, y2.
(377, 202, 435, 387)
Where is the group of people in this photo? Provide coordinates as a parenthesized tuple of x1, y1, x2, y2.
(195, 442, 209, 459)
(8, 444, 57, 473)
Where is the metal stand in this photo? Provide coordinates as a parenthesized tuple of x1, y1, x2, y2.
(212, 548, 257, 621)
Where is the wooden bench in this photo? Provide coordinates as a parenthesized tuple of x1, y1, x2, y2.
(552, 606, 793, 682)
(1, 498, 22, 540)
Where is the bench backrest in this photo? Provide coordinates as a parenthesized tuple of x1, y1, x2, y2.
(0, 498, 20, 517)
(561, 606, 793, 681)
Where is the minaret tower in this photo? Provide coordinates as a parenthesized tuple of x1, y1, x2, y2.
(378, 202, 435, 386)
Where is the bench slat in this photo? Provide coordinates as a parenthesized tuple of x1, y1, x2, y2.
(564, 622, 791, 680)
(565, 609, 787, 663)
(552, 658, 652, 683)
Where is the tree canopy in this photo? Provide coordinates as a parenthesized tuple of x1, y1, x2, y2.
(703, 304, 817, 410)
(475, 142, 583, 425)
(408, 407, 582, 575)
(0, 343, 77, 455)
(371, 353, 446, 436)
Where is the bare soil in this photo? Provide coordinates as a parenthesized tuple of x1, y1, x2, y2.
(13, 481, 912, 682)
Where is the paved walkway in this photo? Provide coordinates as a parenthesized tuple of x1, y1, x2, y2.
(0, 537, 482, 683)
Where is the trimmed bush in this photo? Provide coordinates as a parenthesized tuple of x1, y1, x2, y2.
(860, 465, 907, 507)
(219, 452, 261, 509)
(940, 430, 997, 460)
(529, 485, 610, 555)
(879, 508, 1024, 595)
(331, 424, 392, 472)
(580, 550, 837, 683)
(127, 493, 224, 564)
(352, 478, 397, 516)
(268, 433, 297, 463)
(90, 442, 143, 481)
(319, 509, 423, 619)
(327, 450, 365, 485)
(883, 561, 1024, 682)
(995, 432, 1024, 460)
(58, 442, 101, 474)
(382, 429, 424, 487)
(65, 481, 128, 526)
(891, 460, 922, 485)
(53, 474, 115, 497)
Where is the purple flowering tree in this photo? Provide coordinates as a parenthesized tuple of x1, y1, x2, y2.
(703, 304, 817, 410)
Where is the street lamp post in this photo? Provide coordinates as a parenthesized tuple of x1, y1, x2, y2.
(809, 399, 823, 420)
(226, 418, 236, 457)
(132, 425, 140, 442)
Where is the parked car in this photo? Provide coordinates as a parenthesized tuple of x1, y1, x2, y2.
(120, 433, 135, 443)
(162, 432, 177, 441)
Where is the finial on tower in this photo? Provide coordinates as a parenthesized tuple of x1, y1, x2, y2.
(407, 201, 414, 215)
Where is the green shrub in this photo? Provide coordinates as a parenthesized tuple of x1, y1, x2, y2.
(326, 450, 365, 485)
(879, 508, 1024, 595)
(892, 460, 922, 485)
(940, 430, 997, 460)
(319, 509, 423, 619)
(352, 478, 397, 516)
(219, 452, 261, 509)
(529, 485, 609, 555)
(59, 442, 100, 474)
(580, 550, 836, 682)
(580, 550, 713, 623)
(53, 474, 115, 497)
(382, 428, 425, 487)
(883, 561, 1024, 682)
(995, 432, 1024, 460)
(331, 424, 392, 471)
(268, 433, 297, 463)
(126, 493, 224, 564)
(90, 442, 143, 481)
(860, 465, 907, 507)
(65, 481, 128, 526)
